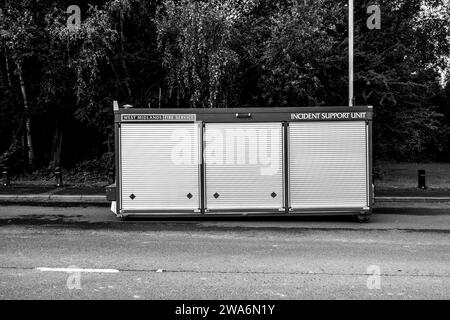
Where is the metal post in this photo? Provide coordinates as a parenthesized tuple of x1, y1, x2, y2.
(108, 167, 115, 185)
(2, 167, 10, 187)
(55, 167, 63, 187)
(418, 170, 426, 189)
(348, 0, 354, 107)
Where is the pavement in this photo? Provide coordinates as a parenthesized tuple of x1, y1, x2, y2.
(0, 206, 449, 299)
(0, 184, 449, 205)
(0, 185, 109, 206)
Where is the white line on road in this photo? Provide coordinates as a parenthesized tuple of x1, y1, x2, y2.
(36, 267, 119, 273)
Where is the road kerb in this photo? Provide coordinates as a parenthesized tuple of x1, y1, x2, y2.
(0, 194, 449, 206)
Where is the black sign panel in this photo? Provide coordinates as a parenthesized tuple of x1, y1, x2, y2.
(290, 112, 368, 121)
(121, 114, 196, 122)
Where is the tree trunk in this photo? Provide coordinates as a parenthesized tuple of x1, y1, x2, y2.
(119, 13, 132, 98)
(21, 130, 26, 164)
(48, 119, 63, 169)
(105, 54, 126, 97)
(16, 61, 34, 170)
(119, 56, 132, 98)
(0, 123, 23, 166)
(4, 48, 12, 88)
(102, 38, 129, 98)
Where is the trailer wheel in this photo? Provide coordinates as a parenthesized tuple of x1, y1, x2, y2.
(354, 214, 371, 223)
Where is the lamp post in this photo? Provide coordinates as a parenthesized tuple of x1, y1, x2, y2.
(348, 0, 354, 107)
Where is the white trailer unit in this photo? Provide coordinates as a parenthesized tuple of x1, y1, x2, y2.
(107, 106, 373, 220)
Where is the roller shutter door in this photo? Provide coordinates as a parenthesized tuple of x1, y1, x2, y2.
(204, 123, 284, 211)
(120, 123, 200, 211)
(289, 121, 368, 209)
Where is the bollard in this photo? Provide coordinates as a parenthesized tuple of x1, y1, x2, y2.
(418, 169, 426, 189)
(55, 166, 63, 187)
(2, 167, 10, 186)
(108, 168, 115, 185)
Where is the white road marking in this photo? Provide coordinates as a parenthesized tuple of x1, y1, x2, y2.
(36, 267, 119, 273)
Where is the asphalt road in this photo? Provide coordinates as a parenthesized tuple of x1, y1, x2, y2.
(0, 206, 449, 299)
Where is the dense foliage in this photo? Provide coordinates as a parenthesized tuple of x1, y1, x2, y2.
(0, 0, 449, 173)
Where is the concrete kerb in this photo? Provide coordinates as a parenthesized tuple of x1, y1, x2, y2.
(376, 196, 450, 202)
(0, 194, 107, 206)
(0, 194, 449, 207)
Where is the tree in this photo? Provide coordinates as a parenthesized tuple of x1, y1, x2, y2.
(1, 0, 449, 173)
(351, 0, 450, 160)
(238, 0, 344, 107)
(46, 0, 155, 168)
(155, 0, 254, 108)
(0, 1, 42, 169)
